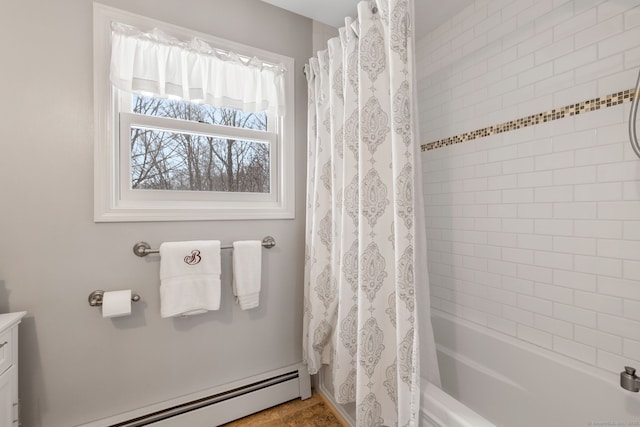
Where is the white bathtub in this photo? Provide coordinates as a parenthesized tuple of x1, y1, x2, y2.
(430, 310, 640, 427)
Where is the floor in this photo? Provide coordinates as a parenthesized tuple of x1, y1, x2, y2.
(221, 393, 347, 426)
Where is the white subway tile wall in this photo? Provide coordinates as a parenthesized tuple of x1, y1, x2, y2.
(418, 0, 640, 375)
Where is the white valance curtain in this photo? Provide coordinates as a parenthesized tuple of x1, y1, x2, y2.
(303, 0, 440, 426)
(109, 22, 286, 116)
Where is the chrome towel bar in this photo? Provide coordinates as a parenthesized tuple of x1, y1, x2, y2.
(132, 236, 276, 257)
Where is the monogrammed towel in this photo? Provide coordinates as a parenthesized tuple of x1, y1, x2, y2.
(159, 240, 221, 318)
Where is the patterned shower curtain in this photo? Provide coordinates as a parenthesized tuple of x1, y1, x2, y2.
(303, 1, 439, 425)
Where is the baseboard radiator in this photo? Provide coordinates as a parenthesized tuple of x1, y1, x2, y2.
(80, 364, 311, 427)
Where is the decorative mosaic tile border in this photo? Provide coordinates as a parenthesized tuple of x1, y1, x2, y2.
(421, 88, 637, 152)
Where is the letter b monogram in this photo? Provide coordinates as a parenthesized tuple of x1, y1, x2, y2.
(184, 250, 201, 265)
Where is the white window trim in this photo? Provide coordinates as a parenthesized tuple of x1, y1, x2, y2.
(93, 3, 295, 222)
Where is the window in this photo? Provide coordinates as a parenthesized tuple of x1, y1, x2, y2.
(127, 96, 272, 194)
(93, 4, 295, 221)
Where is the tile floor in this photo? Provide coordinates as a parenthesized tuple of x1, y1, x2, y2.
(220, 393, 347, 426)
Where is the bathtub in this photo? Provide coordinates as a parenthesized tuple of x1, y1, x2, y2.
(430, 310, 640, 427)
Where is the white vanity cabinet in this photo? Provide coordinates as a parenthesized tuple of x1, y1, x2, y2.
(0, 313, 26, 427)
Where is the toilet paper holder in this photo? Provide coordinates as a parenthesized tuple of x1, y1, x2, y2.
(88, 290, 141, 307)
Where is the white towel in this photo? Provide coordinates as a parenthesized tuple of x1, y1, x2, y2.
(232, 241, 262, 310)
(159, 240, 221, 318)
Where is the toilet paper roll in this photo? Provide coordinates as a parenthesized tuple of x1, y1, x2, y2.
(102, 290, 132, 318)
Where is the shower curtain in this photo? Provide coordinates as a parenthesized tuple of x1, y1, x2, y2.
(303, 0, 440, 425)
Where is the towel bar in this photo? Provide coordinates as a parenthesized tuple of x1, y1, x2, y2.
(132, 236, 276, 257)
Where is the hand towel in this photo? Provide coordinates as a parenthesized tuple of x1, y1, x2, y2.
(159, 240, 221, 318)
(232, 240, 262, 310)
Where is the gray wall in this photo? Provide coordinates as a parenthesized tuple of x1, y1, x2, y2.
(0, 1, 311, 425)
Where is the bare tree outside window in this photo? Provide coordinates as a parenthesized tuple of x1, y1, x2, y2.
(130, 95, 270, 193)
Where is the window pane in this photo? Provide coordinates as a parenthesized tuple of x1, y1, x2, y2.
(130, 126, 270, 193)
(132, 95, 267, 131)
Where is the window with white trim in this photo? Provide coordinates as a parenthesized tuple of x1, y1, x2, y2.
(93, 4, 295, 221)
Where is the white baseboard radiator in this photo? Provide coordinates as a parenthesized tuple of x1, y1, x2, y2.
(80, 364, 311, 427)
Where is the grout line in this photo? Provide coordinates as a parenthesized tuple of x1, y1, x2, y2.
(421, 88, 637, 152)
